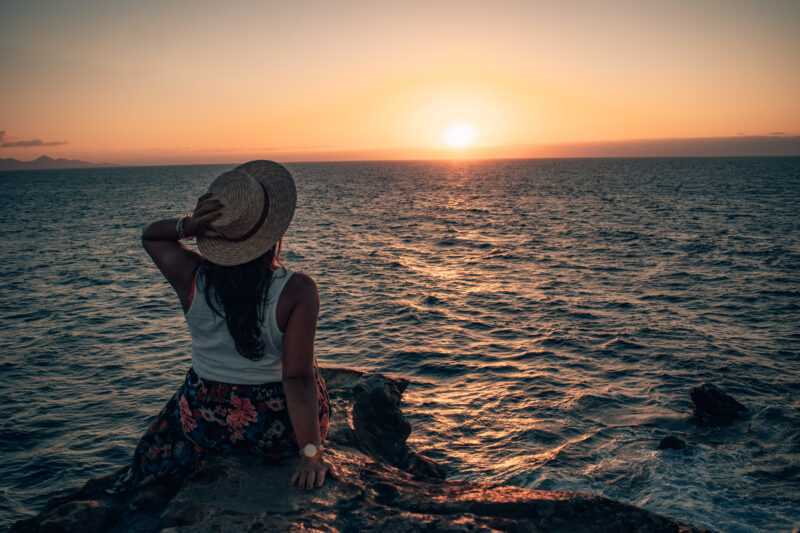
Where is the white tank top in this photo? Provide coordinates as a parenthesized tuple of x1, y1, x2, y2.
(185, 266, 293, 384)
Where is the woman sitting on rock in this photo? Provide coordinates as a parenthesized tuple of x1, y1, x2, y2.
(112, 160, 331, 492)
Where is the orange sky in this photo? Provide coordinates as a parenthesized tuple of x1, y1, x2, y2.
(1, 1, 799, 163)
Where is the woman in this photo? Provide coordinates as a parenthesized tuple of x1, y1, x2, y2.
(112, 160, 331, 493)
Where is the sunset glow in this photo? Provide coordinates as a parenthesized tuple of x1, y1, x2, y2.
(0, 2, 798, 164)
(443, 123, 477, 149)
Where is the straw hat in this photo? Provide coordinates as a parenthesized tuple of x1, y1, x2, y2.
(197, 160, 296, 266)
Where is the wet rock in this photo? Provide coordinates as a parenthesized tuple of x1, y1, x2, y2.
(690, 383, 747, 425)
(352, 374, 412, 465)
(127, 481, 182, 512)
(658, 436, 687, 450)
(14, 366, 706, 533)
(37, 500, 114, 533)
(352, 373, 446, 479)
(153, 449, 706, 532)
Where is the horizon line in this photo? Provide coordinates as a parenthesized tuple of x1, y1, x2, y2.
(4, 153, 800, 173)
(2, 134, 799, 169)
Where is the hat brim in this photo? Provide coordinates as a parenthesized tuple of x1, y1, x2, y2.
(197, 160, 296, 266)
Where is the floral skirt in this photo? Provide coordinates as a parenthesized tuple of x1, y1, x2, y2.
(110, 366, 330, 493)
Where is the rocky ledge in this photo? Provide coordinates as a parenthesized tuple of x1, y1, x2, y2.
(14, 367, 705, 532)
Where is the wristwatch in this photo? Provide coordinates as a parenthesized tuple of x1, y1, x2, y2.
(301, 442, 324, 459)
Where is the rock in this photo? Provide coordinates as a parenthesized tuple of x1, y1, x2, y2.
(127, 481, 182, 512)
(352, 374, 412, 465)
(13, 366, 706, 533)
(658, 436, 687, 450)
(352, 373, 446, 479)
(37, 500, 114, 533)
(690, 383, 747, 425)
(153, 448, 704, 532)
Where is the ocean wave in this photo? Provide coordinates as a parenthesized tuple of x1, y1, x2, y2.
(2, 158, 799, 531)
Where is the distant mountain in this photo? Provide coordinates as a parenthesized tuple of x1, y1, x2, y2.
(0, 155, 112, 171)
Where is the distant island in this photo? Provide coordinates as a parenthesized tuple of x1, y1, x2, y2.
(0, 155, 111, 171)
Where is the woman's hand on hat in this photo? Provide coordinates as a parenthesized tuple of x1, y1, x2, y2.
(185, 193, 224, 238)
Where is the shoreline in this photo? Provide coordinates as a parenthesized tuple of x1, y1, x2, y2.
(12, 366, 706, 532)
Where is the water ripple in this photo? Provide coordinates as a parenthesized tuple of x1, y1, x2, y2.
(1, 158, 799, 531)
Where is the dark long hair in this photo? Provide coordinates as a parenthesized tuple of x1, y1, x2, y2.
(198, 241, 282, 360)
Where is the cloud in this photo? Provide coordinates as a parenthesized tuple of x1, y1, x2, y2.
(2, 139, 68, 148)
(0, 130, 68, 148)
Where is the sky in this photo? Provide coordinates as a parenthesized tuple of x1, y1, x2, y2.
(1, 0, 799, 164)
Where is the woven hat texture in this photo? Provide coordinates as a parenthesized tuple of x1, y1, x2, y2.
(197, 160, 296, 266)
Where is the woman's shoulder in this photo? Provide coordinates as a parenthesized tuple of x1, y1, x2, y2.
(274, 270, 319, 330)
(282, 270, 319, 307)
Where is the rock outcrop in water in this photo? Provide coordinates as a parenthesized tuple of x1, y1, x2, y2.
(14, 367, 705, 532)
(658, 436, 687, 451)
(690, 383, 747, 425)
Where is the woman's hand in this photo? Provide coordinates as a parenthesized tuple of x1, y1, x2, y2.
(184, 193, 223, 238)
(290, 454, 330, 490)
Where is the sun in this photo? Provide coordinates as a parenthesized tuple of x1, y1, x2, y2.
(443, 122, 477, 149)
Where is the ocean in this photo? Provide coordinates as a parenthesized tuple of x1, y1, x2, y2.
(1, 158, 798, 531)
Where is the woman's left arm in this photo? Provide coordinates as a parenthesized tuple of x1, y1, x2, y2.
(282, 274, 330, 490)
(141, 193, 222, 311)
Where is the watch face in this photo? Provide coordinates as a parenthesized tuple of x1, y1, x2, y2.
(303, 443, 318, 457)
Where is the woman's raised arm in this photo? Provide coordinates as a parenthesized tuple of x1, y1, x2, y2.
(141, 193, 222, 311)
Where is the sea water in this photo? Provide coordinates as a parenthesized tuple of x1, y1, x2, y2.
(1, 158, 798, 531)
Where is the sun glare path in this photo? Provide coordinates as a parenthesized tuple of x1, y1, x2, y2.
(443, 123, 477, 149)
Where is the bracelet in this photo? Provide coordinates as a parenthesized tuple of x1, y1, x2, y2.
(176, 215, 190, 240)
